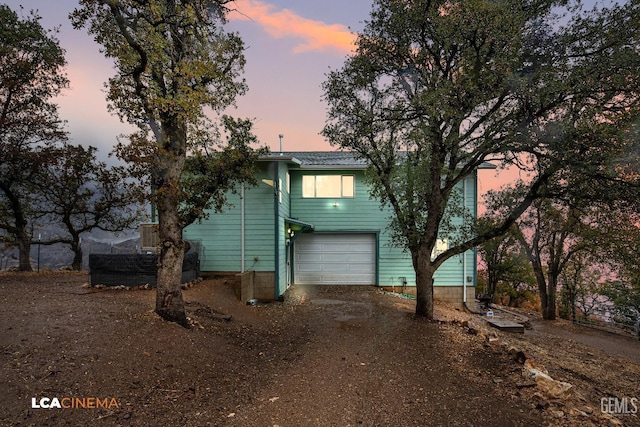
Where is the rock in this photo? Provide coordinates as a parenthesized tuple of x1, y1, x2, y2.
(505, 345, 519, 354)
(523, 360, 573, 400)
(580, 406, 594, 415)
(551, 410, 565, 418)
(487, 332, 500, 343)
(568, 407, 590, 417)
(538, 376, 573, 399)
(523, 359, 547, 374)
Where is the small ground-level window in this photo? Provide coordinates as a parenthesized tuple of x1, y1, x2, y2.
(302, 175, 355, 198)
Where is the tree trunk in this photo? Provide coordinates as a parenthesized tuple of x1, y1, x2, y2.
(488, 266, 498, 295)
(569, 286, 576, 323)
(537, 280, 558, 320)
(532, 268, 548, 318)
(413, 246, 435, 319)
(153, 123, 188, 327)
(5, 186, 33, 271)
(71, 240, 83, 271)
(155, 198, 188, 326)
(543, 274, 558, 320)
(155, 238, 187, 326)
(16, 231, 33, 271)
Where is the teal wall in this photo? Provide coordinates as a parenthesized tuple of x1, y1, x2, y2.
(184, 162, 478, 294)
(289, 169, 477, 288)
(183, 163, 276, 273)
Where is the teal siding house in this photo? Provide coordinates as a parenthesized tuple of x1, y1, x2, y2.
(183, 152, 483, 306)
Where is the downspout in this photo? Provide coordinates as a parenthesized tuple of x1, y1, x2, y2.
(274, 162, 280, 300)
(463, 172, 484, 315)
(463, 177, 467, 304)
(241, 184, 245, 272)
(473, 170, 479, 295)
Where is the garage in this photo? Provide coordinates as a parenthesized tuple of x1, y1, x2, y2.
(293, 233, 376, 285)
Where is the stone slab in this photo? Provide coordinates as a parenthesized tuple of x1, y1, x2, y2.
(487, 319, 525, 334)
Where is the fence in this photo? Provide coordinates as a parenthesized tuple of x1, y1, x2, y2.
(572, 304, 639, 339)
(89, 252, 200, 287)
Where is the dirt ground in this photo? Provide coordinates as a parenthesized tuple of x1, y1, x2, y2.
(0, 272, 638, 427)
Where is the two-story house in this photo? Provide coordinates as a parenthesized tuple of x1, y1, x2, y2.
(183, 151, 485, 306)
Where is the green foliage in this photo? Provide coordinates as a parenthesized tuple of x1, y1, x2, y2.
(180, 116, 268, 226)
(485, 181, 640, 320)
(322, 0, 640, 318)
(486, 185, 609, 319)
(600, 278, 640, 338)
(323, 0, 539, 259)
(558, 255, 608, 321)
(72, 0, 263, 323)
(0, 5, 69, 270)
(32, 144, 144, 269)
(598, 218, 640, 335)
(71, 1, 263, 228)
(71, 0, 246, 129)
(477, 217, 536, 305)
(496, 281, 538, 308)
(0, 5, 68, 146)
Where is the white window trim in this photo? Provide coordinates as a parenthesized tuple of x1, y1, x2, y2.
(302, 175, 355, 198)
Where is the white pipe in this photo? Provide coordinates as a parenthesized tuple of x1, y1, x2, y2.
(462, 177, 467, 304)
(241, 184, 245, 272)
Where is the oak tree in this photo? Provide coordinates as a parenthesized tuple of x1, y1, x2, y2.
(477, 218, 535, 306)
(322, 0, 640, 318)
(34, 144, 143, 270)
(0, 5, 68, 271)
(72, 0, 263, 325)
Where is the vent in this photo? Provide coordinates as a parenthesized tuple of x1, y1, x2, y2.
(140, 223, 159, 253)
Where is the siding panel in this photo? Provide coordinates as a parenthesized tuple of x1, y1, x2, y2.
(183, 165, 275, 272)
(185, 163, 478, 294)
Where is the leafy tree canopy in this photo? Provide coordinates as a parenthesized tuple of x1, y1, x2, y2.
(0, 4, 68, 270)
(72, 0, 265, 325)
(322, 0, 640, 318)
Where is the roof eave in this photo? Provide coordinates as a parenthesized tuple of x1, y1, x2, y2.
(297, 165, 367, 170)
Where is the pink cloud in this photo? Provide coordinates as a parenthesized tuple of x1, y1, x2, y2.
(229, 0, 356, 55)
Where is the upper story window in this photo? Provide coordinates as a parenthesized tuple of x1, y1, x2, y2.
(302, 175, 355, 198)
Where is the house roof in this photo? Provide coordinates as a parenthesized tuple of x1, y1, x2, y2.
(285, 151, 367, 169)
(262, 151, 496, 170)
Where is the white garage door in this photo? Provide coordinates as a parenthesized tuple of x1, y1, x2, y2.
(294, 234, 376, 285)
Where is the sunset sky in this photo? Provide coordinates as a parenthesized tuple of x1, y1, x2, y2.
(4, 0, 369, 156)
(4, 0, 605, 197)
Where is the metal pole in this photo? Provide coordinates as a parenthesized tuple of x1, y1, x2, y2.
(37, 233, 41, 272)
(241, 184, 245, 272)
